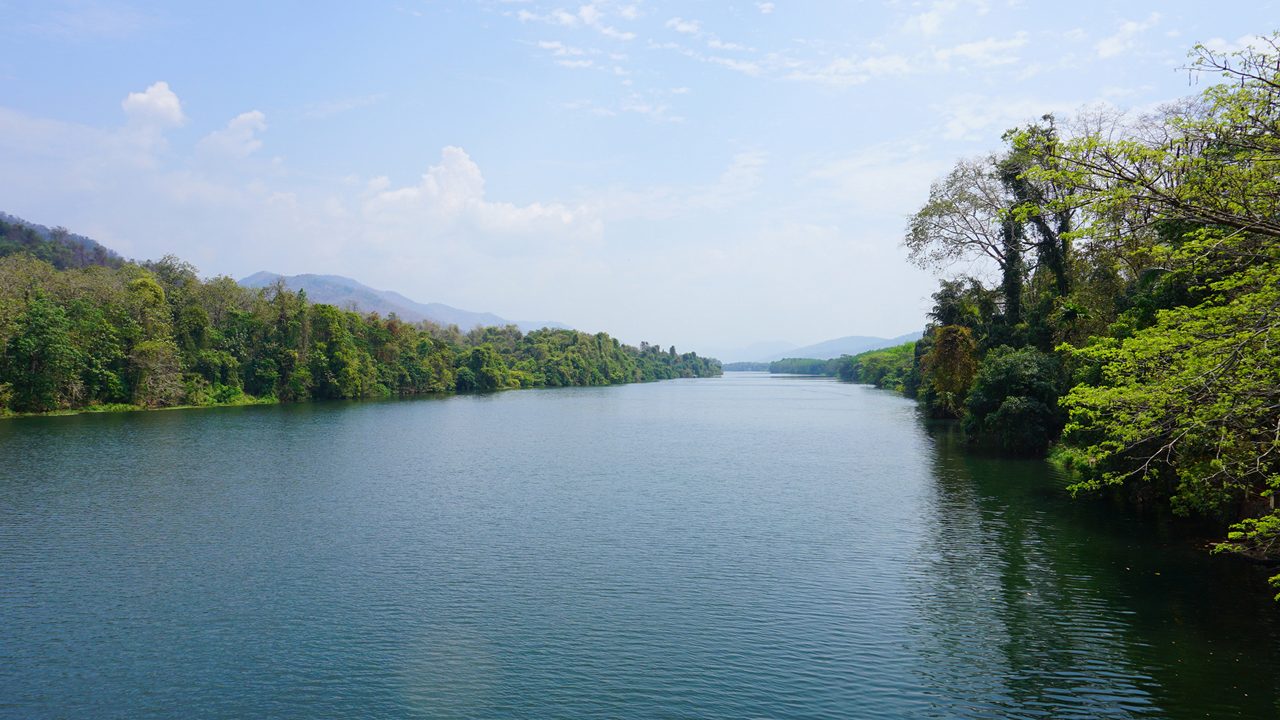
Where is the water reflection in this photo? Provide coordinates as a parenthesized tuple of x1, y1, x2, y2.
(912, 419, 1280, 719)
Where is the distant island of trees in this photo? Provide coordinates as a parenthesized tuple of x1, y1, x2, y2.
(0, 217, 719, 416)
(723, 344, 916, 389)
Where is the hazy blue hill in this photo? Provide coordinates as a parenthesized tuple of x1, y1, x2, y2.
(755, 331, 922, 362)
(240, 271, 568, 333)
(715, 340, 798, 364)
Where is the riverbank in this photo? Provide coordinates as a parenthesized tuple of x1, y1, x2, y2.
(0, 395, 278, 420)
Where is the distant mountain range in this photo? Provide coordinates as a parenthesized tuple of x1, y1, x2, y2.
(240, 272, 569, 333)
(719, 331, 923, 363)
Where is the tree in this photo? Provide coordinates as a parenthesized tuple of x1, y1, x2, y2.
(129, 339, 184, 406)
(907, 157, 1029, 324)
(920, 325, 977, 417)
(964, 346, 1064, 455)
(2, 293, 80, 411)
(1046, 33, 1280, 592)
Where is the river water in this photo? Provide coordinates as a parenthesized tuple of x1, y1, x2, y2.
(2, 373, 1278, 718)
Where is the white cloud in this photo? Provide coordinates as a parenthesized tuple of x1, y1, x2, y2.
(362, 147, 591, 251)
(197, 111, 267, 158)
(666, 17, 701, 35)
(902, 0, 956, 36)
(1201, 34, 1269, 55)
(1095, 13, 1160, 58)
(935, 32, 1028, 68)
(539, 39, 586, 56)
(585, 150, 766, 222)
(708, 37, 751, 51)
(520, 4, 634, 40)
(707, 56, 762, 75)
(696, 151, 766, 209)
(122, 81, 186, 128)
(935, 93, 1067, 141)
(578, 4, 602, 26)
(809, 143, 947, 219)
(599, 26, 636, 41)
(756, 2, 775, 14)
(785, 54, 909, 86)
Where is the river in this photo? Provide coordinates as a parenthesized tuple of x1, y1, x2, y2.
(2, 373, 1278, 718)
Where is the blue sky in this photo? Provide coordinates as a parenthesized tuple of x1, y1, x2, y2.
(0, 1, 1275, 358)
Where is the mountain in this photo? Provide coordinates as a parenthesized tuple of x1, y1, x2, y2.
(711, 340, 798, 364)
(0, 211, 123, 269)
(239, 272, 568, 333)
(754, 331, 922, 362)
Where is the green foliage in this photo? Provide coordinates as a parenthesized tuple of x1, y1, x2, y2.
(902, 32, 1280, 591)
(0, 255, 720, 415)
(1061, 240, 1280, 516)
(835, 342, 916, 391)
(1, 293, 80, 411)
(964, 347, 1064, 455)
(768, 357, 839, 375)
(1214, 512, 1280, 600)
(920, 325, 978, 418)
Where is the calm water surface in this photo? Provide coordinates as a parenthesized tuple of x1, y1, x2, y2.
(2, 373, 1278, 718)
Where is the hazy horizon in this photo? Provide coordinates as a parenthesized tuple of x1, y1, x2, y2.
(1, 0, 1272, 353)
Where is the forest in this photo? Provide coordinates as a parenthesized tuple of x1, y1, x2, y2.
(898, 37, 1280, 596)
(0, 232, 719, 416)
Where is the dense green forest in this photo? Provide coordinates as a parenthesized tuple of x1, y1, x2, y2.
(0, 251, 719, 416)
(899, 37, 1280, 596)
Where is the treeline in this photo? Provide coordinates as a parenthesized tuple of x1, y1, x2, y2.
(900, 37, 1280, 595)
(0, 253, 719, 415)
(759, 344, 916, 390)
(722, 361, 769, 371)
(834, 342, 915, 390)
(768, 357, 838, 375)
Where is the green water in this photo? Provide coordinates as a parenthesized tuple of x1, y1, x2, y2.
(2, 373, 1277, 718)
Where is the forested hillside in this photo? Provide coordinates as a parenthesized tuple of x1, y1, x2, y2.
(899, 37, 1280, 596)
(0, 253, 718, 416)
(0, 214, 122, 270)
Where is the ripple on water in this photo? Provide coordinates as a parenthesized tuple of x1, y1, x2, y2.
(1, 376, 1279, 719)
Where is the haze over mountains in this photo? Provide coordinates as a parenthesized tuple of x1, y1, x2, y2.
(716, 332, 923, 363)
(3, 208, 913, 356)
(240, 272, 569, 334)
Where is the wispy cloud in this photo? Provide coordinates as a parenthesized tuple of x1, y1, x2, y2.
(303, 94, 387, 119)
(1095, 13, 1160, 58)
(197, 111, 267, 159)
(665, 17, 701, 35)
(785, 54, 910, 86)
(517, 4, 636, 41)
(21, 0, 149, 40)
(935, 32, 1029, 68)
